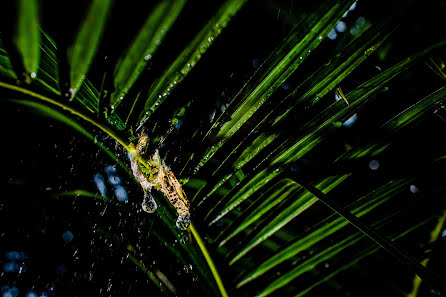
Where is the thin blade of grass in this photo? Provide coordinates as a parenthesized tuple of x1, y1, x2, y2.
(68, 0, 113, 97)
(13, 0, 40, 80)
(136, 0, 248, 129)
(111, 0, 186, 108)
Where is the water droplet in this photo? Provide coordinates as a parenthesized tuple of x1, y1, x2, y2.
(30, 72, 36, 78)
(318, 36, 323, 40)
(349, 2, 357, 11)
(342, 113, 358, 128)
(144, 54, 152, 61)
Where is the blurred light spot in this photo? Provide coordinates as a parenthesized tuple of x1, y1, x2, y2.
(93, 173, 107, 197)
(5, 251, 25, 261)
(356, 17, 365, 28)
(62, 230, 73, 243)
(175, 119, 183, 131)
(1, 286, 19, 297)
(335, 21, 347, 33)
(342, 113, 358, 127)
(3, 262, 19, 272)
(56, 264, 67, 275)
(220, 104, 226, 112)
(409, 184, 419, 193)
(369, 160, 380, 171)
(328, 29, 337, 40)
(39, 293, 48, 297)
(108, 175, 122, 186)
(349, 2, 357, 11)
(350, 27, 359, 36)
(281, 82, 291, 90)
(441, 229, 446, 237)
(114, 185, 129, 202)
(25, 291, 38, 297)
(104, 165, 117, 176)
(252, 58, 260, 69)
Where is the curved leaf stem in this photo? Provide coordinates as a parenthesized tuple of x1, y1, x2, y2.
(0, 81, 129, 150)
(190, 222, 229, 297)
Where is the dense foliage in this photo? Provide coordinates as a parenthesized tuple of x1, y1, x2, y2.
(1, 0, 446, 296)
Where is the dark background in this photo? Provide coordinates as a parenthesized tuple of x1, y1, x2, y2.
(1, 0, 446, 296)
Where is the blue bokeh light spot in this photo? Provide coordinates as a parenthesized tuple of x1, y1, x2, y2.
(1, 286, 19, 297)
(62, 230, 74, 243)
(281, 82, 291, 90)
(175, 119, 183, 131)
(252, 58, 260, 69)
(410, 184, 419, 193)
(5, 251, 25, 261)
(335, 21, 347, 33)
(93, 173, 107, 196)
(25, 291, 38, 297)
(369, 160, 380, 171)
(104, 165, 117, 176)
(328, 29, 337, 40)
(108, 175, 122, 186)
(114, 185, 129, 202)
(3, 262, 19, 272)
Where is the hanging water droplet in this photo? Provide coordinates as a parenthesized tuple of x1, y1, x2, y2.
(144, 54, 152, 61)
(30, 72, 36, 78)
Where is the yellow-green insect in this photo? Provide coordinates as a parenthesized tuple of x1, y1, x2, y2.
(129, 135, 190, 229)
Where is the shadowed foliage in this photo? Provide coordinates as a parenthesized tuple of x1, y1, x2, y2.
(1, 0, 446, 296)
